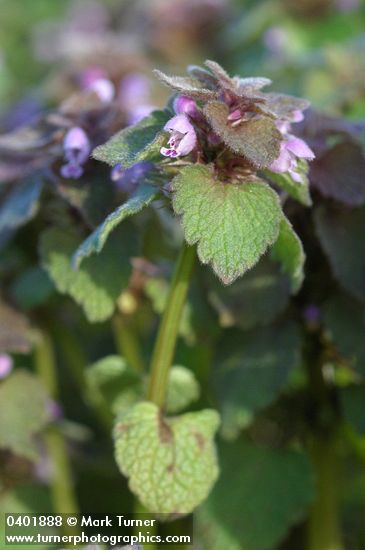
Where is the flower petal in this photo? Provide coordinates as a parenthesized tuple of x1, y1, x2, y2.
(164, 114, 195, 135)
(269, 142, 292, 172)
(286, 136, 315, 159)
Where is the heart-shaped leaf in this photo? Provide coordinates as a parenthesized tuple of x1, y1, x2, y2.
(172, 164, 282, 284)
(114, 402, 220, 515)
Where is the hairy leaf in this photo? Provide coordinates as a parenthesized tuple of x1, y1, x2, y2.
(310, 142, 365, 206)
(73, 184, 157, 268)
(315, 205, 365, 301)
(214, 321, 301, 438)
(265, 93, 310, 120)
(40, 225, 137, 322)
(172, 165, 282, 284)
(0, 177, 43, 233)
(196, 440, 314, 550)
(154, 70, 217, 100)
(271, 217, 305, 292)
(93, 110, 170, 167)
(114, 402, 219, 515)
(0, 371, 51, 460)
(204, 101, 281, 168)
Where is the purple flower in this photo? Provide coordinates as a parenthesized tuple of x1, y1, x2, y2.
(160, 114, 197, 158)
(270, 136, 315, 182)
(173, 95, 200, 119)
(60, 126, 90, 179)
(0, 354, 13, 379)
(119, 73, 156, 124)
(303, 304, 321, 324)
(87, 78, 115, 103)
(79, 66, 107, 88)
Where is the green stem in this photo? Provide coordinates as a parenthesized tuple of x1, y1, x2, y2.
(33, 331, 80, 532)
(305, 334, 343, 550)
(147, 241, 195, 408)
(307, 434, 343, 550)
(112, 313, 145, 374)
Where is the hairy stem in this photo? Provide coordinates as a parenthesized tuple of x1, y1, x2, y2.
(34, 330, 80, 532)
(147, 241, 195, 408)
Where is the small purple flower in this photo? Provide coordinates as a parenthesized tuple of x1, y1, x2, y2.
(160, 114, 197, 158)
(0, 354, 13, 379)
(79, 66, 107, 89)
(119, 73, 156, 124)
(270, 136, 315, 182)
(60, 126, 90, 179)
(173, 95, 200, 119)
(87, 78, 115, 103)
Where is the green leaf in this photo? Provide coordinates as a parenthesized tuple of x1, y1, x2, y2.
(271, 217, 305, 292)
(114, 402, 220, 515)
(324, 294, 365, 375)
(154, 70, 217, 100)
(93, 110, 171, 167)
(214, 321, 301, 439)
(203, 101, 281, 168)
(265, 165, 312, 206)
(207, 257, 291, 330)
(86, 355, 142, 415)
(172, 165, 282, 284)
(315, 205, 365, 301)
(196, 440, 314, 550)
(0, 371, 51, 460)
(166, 366, 200, 414)
(73, 184, 157, 268)
(0, 177, 43, 233)
(40, 225, 137, 322)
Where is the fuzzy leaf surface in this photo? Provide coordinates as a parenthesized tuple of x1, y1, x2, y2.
(204, 101, 281, 168)
(40, 225, 136, 322)
(154, 70, 217, 100)
(73, 184, 157, 268)
(114, 402, 219, 515)
(93, 110, 171, 167)
(271, 217, 305, 292)
(172, 165, 282, 284)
